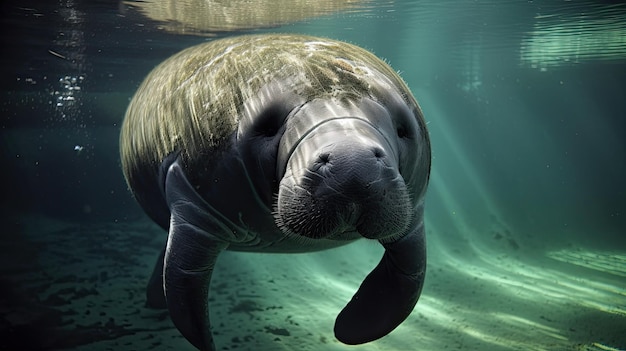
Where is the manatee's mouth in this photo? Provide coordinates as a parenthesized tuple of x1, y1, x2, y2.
(275, 173, 412, 241)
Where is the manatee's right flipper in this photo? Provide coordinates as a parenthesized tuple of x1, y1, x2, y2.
(145, 247, 167, 309)
(146, 151, 184, 310)
(163, 160, 228, 351)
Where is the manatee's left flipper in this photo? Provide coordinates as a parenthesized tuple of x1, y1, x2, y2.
(334, 218, 426, 344)
(164, 160, 228, 351)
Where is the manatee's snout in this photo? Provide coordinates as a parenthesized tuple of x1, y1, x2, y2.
(276, 119, 413, 241)
(311, 142, 393, 207)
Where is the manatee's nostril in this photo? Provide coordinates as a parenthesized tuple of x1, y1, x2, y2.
(318, 152, 331, 164)
(372, 147, 386, 159)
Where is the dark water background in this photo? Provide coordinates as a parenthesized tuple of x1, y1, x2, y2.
(1, 0, 625, 350)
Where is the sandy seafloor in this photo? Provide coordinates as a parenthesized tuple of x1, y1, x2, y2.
(1, 213, 624, 351)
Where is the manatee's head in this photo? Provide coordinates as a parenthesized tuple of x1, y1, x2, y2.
(275, 92, 427, 243)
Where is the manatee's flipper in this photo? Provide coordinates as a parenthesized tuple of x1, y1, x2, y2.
(145, 152, 181, 310)
(145, 247, 167, 309)
(334, 220, 426, 344)
(163, 160, 228, 351)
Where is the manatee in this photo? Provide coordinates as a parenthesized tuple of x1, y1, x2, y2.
(119, 34, 431, 351)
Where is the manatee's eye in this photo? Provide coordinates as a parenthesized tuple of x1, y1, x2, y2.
(393, 107, 418, 141)
(256, 115, 281, 137)
(396, 125, 409, 139)
(253, 105, 286, 138)
(259, 120, 280, 137)
(396, 120, 417, 140)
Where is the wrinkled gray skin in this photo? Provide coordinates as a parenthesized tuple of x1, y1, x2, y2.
(121, 35, 431, 351)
